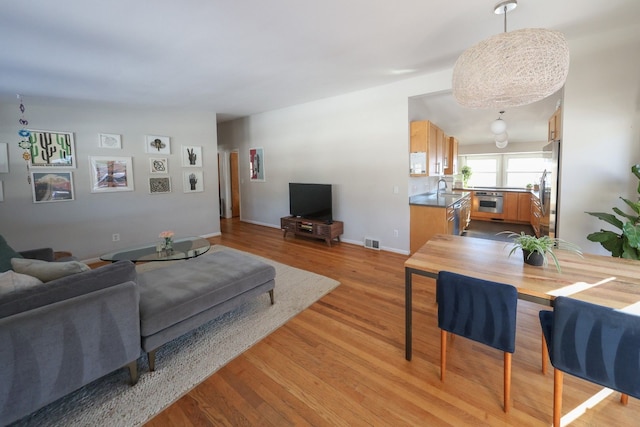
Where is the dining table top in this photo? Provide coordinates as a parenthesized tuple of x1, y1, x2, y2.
(405, 233, 640, 310)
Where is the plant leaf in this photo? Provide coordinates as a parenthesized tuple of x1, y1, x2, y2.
(618, 198, 640, 216)
(621, 239, 640, 260)
(623, 222, 640, 248)
(585, 212, 623, 230)
(586, 230, 620, 243)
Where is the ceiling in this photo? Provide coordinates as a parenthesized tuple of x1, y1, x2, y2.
(410, 89, 562, 146)
(1, 0, 638, 123)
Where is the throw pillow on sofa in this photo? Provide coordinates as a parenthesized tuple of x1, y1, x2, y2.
(0, 235, 23, 273)
(0, 270, 43, 296)
(11, 258, 90, 282)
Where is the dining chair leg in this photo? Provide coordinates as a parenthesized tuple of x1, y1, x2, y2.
(440, 330, 447, 382)
(504, 352, 512, 413)
(541, 331, 548, 375)
(553, 369, 564, 427)
(621, 393, 629, 405)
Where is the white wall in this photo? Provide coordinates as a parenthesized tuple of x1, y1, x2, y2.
(218, 70, 452, 254)
(561, 25, 640, 255)
(0, 99, 220, 259)
(219, 23, 640, 256)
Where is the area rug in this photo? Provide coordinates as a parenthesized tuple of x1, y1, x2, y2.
(12, 245, 340, 427)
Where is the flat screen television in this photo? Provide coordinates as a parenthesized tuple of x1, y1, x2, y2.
(289, 183, 332, 221)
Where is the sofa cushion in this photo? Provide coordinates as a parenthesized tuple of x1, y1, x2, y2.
(0, 260, 137, 319)
(11, 258, 90, 282)
(0, 235, 23, 273)
(0, 271, 43, 296)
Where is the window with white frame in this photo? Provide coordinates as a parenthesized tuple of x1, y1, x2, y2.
(464, 156, 499, 187)
(462, 152, 545, 188)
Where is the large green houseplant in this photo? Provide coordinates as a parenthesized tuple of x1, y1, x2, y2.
(499, 231, 582, 273)
(586, 164, 640, 259)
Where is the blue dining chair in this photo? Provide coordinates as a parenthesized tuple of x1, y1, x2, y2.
(437, 271, 518, 412)
(539, 296, 640, 427)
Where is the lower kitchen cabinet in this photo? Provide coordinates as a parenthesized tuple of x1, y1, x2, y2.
(410, 194, 470, 253)
(531, 195, 542, 237)
(505, 192, 532, 223)
(410, 205, 449, 253)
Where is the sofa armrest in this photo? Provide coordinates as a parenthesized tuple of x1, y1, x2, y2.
(18, 247, 55, 262)
(0, 280, 141, 426)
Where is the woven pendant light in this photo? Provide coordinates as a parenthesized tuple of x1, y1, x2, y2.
(452, 0, 570, 109)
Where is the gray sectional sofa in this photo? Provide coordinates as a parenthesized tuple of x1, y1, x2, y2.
(0, 260, 141, 426)
(0, 242, 276, 426)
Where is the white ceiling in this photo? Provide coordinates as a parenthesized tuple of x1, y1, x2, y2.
(1, 0, 638, 124)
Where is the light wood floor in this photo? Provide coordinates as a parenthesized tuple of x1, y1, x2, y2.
(146, 219, 640, 426)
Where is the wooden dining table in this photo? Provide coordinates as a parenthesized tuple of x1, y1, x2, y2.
(404, 233, 640, 361)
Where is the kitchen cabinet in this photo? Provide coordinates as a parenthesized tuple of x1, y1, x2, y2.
(444, 136, 458, 175)
(531, 195, 542, 237)
(504, 192, 531, 223)
(410, 205, 449, 253)
(460, 193, 471, 231)
(518, 193, 531, 222)
(410, 193, 470, 253)
(410, 120, 445, 176)
(548, 109, 562, 142)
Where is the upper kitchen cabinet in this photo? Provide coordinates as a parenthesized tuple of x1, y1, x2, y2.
(548, 109, 562, 142)
(444, 136, 458, 175)
(410, 120, 445, 176)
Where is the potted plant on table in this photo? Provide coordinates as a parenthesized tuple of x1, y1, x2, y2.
(499, 231, 582, 273)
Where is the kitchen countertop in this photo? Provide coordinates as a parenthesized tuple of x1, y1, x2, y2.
(409, 191, 471, 208)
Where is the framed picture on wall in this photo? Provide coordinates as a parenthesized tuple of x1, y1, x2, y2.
(0, 181, 3, 202)
(183, 170, 203, 193)
(181, 145, 202, 167)
(28, 130, 76, 168)
(149, 157, 168, 174)
(149, 177, 171, 194)
(89, 156, 134, 193)
(0, 143, 8, 173)
(145, 135, 171, 154)
(98, 133, 122, 149)
(249, 147, 265, 182)
(30, 171, 74, 203)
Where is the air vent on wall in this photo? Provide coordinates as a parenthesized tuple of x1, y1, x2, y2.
(364, 237, 380, 250)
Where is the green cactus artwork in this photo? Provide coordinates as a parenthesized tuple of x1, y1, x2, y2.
(28, 131, 74, 167)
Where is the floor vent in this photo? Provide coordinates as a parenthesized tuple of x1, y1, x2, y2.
(364, 237, 380, 250)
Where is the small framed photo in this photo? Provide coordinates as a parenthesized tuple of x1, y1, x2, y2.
(145, 135, 171, 154)
(28, 130, 76, 168)
(0, 143, 8, 173)
(31, 171, 74, 203)
(98, 133, 122, 149)
(181, 145, 202, 167)
(149, 177, 171, 194)
(0, 181, 4, 202)
(249, 147, 265, 182)
(149, 157, 168, 174)
(89, 156, 134, 193)
(183, 170, 204, 193)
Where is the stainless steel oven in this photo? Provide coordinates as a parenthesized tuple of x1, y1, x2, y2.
(475, 191, 504, 214)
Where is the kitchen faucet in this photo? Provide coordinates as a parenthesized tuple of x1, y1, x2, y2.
(437, 177, 447, 193)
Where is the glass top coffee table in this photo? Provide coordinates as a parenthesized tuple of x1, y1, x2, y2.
(100, 237, 211, 263)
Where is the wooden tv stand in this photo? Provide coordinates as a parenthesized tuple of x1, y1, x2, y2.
(280, 216, 344, 247)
